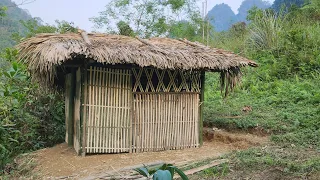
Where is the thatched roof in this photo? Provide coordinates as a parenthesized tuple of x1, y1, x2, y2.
(16, 32, 257, 93)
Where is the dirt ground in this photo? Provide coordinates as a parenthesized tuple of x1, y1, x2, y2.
(31, 128, 268, 179)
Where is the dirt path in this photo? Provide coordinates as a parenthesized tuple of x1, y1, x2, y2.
(32, 129, 268, 179)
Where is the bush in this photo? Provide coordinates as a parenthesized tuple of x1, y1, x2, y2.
(0, 48, 65, 172)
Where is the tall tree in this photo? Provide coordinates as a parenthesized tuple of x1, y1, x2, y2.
(90, 0, 202, 39)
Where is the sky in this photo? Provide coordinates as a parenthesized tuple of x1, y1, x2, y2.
(12, 0, 275, 32)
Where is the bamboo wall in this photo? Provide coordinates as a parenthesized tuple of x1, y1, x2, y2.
(132, 93, 199, 152)
(81, 67, 201, 154)
(82, 67, 132, 153)
(132, 68, 201, 152)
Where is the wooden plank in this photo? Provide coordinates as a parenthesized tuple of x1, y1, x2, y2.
(174, 159, 228, 178)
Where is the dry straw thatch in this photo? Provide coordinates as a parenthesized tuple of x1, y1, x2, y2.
(16, 32, 257, 93)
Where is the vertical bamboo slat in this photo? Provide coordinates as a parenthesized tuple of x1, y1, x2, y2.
(87, 67, 93, 153)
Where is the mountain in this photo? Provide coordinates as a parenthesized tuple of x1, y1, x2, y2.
(207, 3, 236, 32)
(207, 0, 271, 32)
(0, 0, 32, 51)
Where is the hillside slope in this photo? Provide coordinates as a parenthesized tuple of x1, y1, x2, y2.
(0, 0, 32, 50)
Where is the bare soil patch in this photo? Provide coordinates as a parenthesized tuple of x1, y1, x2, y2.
(30, 129, 268, 179)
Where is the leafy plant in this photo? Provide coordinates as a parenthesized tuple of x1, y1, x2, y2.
(0, 6, 7, 17)
(90, 0, 202, 39)
(0, 48, 65, 173)
(134, 163, 188, 180)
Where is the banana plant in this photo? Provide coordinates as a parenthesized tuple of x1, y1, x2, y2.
(134, 163, 188, 180)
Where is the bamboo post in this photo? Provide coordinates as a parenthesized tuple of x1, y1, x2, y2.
(81, 65, 88, 156)
(106, 68, 111, 153)
(199, 71, 205, 146)
(74, 67, 82, 155)
(129, 70, 133, 153)
(68, 69, 76, 147)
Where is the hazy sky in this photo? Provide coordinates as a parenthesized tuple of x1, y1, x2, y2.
(12, 0, 275, 32)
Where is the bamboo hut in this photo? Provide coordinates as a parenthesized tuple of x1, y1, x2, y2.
(16, 32, 257, 156)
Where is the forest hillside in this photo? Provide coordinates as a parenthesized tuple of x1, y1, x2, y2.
(0, 0, 32, 50)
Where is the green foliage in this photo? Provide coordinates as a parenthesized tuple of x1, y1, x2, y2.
(245, 9, 283, 52)
(117, 21, 134, 37)
(228, 146, 320, 177)
(204, 3, 320, 178)
(134, 163, 188, 180)
(0, 6, 7, 16)
(91, 0, 201, 39)
(237, 0, 271, 22)
(0, 49, 65, 173)
(0, 0, 33, 51)
(12, 18, 77, 42)
(272, 0, 306, 13)
(0, 17, 71, 174)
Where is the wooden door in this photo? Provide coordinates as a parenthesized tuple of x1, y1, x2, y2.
(83, 67, 132, 153)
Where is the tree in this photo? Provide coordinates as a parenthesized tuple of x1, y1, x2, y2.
(0, 6, 7, 16)
(237, 0, 271, 22)
(90, 0, 202, 39)
(271, 0, 306, 13)
(117, 21, 135, 36)
(11, 18, 78, 43)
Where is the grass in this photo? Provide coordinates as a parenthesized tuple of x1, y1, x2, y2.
(0, 153, 38, 179)
(201, 68, 320, 179)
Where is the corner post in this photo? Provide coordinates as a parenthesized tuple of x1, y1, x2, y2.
(199, 71, 205, 146)
(81, 65, 88, 156)
(67, 68, 76, 147)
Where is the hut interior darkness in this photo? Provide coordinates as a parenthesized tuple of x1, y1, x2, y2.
(17, 32, 257, 156)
